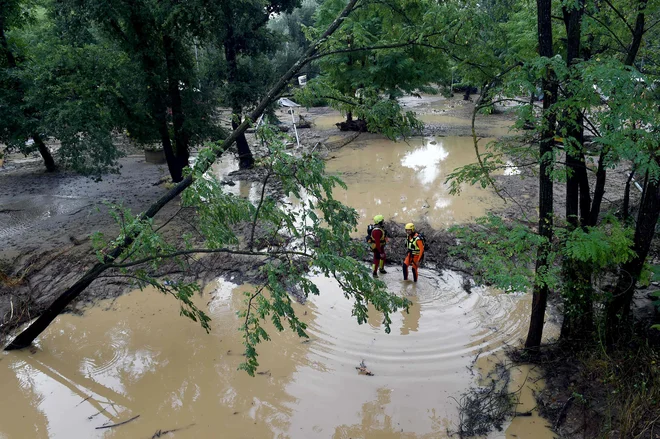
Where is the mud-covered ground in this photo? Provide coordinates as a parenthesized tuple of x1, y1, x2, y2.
(1, 94, 658, 437)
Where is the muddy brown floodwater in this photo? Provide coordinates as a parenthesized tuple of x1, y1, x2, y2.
(0, 270, 558, 439)
(325, 135, 507, 231)
(1, 118, 557, 438)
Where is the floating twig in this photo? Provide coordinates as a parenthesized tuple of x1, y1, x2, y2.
(151, 423, 196, 438)
(95, 414, 140, 430)
(87, 407, 108, 420)
(75, 395, 92, 407)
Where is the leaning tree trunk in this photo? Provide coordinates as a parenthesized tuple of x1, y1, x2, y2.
(525, 0, 558, 350)
(4, 0, 360, 350)
(33, 133, 57, 172)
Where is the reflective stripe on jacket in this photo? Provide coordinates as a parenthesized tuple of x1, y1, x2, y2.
(407, 234, 422, 255)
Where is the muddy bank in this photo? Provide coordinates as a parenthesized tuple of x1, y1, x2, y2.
(0, 153, 286, 343)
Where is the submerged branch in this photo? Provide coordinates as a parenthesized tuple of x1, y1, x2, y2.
(95, 415, 140, 430)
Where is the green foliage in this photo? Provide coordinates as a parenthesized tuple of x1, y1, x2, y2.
(558, 217, 635, 270)
(296, 80, 424, 138)
(449, 214, 550, 293)
(2, 1, 136, 175)
(20, 36, 131, 174)
(96, 126, 409, 376)
(268, 0, 320, 79)
(296, 0, 447, 134)
(446, 149, 506, 196)
(92, 203, 209, 331)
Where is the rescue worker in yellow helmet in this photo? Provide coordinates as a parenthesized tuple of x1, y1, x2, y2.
(369, 214, 388, 278)
(403, 223, 424, 282)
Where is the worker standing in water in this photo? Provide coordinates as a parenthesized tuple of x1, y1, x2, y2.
(368, 215, 388, 278)
(403, 223, 424, 282)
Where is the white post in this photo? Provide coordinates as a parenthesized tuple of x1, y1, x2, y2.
(290, 109, 300, 149)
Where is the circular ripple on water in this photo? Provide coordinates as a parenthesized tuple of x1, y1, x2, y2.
(302, 269, 532, 386)
(79, 338, 127, 377)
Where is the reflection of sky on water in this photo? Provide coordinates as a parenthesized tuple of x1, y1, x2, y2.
(400, 140, 449, 185)
(503, 160, 521, 176)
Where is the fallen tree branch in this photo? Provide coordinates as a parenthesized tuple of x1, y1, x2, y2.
(107, 248, 312, 269)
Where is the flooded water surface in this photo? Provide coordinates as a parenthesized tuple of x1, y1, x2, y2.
(0, 271, 556, 438)
(326, 136, 505, 229)
(1, 124, 555, 439)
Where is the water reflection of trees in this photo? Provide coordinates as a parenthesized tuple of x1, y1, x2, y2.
(0, 360, 49, 438)
(333, 387, 440, 438)
(0, 285, 318, 437)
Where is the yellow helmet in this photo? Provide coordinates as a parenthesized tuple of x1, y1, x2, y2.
(405, 223, 415, 231)
(373, 214, 384, 224)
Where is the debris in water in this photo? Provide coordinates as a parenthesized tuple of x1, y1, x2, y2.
(462, 276, 473, 294)
(151, 423, 195, 438)
(95, 414, 140, 430)
(356, 360, 374, 376)
(257, 370, 271, 376)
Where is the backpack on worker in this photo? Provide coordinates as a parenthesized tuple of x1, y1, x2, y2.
(365, 224, 375, 243)
(416, 231, 429, 253)
(366, 224, 388, 250)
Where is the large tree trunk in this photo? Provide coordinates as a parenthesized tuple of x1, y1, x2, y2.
(559, 0, 594, 340)
(625, 0, 648, 67)
(223, 27, 254, 169)
(164, 34, 190, 176)
(603, 0, 649, 345)
(606, 171, 660, 344)
(156, 103, 182, 182)
(4, 0, 360, 350)
(33, 133, 57, 172)
(233, 118, 255, 169)
(127, 9, 184, 183)
(525, 0, 557, 349)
